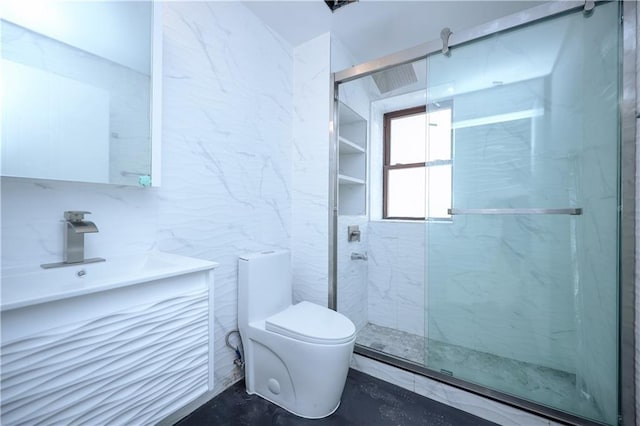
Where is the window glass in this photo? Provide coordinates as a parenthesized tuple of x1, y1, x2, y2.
(389, 113, 426, 165)
(427, 107, 452, 161)
(384, 103, 452, 220)
(427, 164, 451, 218)
(387, 167, 425, 218)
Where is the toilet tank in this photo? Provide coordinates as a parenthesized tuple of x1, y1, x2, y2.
(238, 250, 292, 327)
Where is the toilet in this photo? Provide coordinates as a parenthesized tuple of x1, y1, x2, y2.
(238, 250, 356, 419)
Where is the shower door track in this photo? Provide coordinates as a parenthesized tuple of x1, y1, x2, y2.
(356, 345, 604, 426)
(328, 1, 636, 425)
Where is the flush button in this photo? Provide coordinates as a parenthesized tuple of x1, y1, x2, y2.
(268, 378, 280, 395)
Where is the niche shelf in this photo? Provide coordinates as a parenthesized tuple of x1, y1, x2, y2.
(339, 136, 365, 154)
(338, 102, 367, 216)
(338, 174, 365, 185)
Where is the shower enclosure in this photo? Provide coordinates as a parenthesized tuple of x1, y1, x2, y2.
(331, 2, 635, 425)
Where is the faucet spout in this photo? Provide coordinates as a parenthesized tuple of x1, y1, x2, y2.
(40, 211, 105, 269)
(68, 220, 99, 234)
(63, 211, 99, 263)
(350, 252, 368, 261)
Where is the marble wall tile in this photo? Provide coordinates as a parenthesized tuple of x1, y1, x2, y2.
(350, 354, 414, 392)
(337, 216, 368, 330)
(366, 221, 400, 329)
(351, 354, 551, 426)
(414, 374, 550, 426)
(291, 33, 331, 307)
(332, 36, 372, 331)
(160, 1, 294, 397)
(367, 221, 426, 335)
(393, 222, 426, 336)
(1, 178, 160, 267)
(2, 1, 294, 403)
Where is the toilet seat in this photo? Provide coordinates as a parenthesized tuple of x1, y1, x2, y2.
(265, 301, 356, 345)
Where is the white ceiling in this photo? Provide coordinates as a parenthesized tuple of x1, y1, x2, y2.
(244, 0, 545, 65)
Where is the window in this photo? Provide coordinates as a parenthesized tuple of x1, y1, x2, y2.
(383, 103, 452, 220)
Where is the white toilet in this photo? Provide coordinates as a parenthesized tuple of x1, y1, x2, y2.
(238, 250, 356, 419)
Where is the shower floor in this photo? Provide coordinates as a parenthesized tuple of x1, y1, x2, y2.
(356, 323, 604, 423)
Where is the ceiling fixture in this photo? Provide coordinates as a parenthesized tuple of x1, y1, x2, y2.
(371, 63, 418, 94)
(324, 0, 358, 12)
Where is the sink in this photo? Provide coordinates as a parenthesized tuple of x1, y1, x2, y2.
(1, 251, 218, 311)
(1, 251, 218, 425)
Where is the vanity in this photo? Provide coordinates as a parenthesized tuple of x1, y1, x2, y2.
(1, 252, 218, 425)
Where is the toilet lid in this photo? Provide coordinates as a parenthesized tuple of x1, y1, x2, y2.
(265, 301, 356, 345)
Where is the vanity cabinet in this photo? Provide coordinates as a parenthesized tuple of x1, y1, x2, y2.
(338, 103, 367, 216)
(1, 254, 216, 425)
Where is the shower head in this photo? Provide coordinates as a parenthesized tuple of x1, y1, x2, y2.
(371, 63, 418, 94)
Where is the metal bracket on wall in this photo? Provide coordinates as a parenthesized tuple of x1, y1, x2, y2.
(584, 0, 595, 14)
(440, 28, 452, 56)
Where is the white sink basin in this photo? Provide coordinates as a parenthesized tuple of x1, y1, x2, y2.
(1, 251, 218, 311)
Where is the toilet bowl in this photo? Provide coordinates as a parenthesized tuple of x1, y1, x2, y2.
(238, 250, 356, 419)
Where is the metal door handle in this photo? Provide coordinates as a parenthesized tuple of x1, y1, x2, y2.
(447, 208, 582, 216)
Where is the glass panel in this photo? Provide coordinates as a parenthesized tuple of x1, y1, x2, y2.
(389, 113, 426, 165)
(426, 105, 452, 162)
(387, 167, 425, 218)
(426, 164, 451, 219)
(425, 2, 620, 425)
(336, 58, 429, 376)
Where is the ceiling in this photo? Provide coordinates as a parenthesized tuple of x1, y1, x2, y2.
(244, 0, 545, 65)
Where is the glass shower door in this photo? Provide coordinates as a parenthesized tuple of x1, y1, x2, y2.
(424, 3, 620, 424)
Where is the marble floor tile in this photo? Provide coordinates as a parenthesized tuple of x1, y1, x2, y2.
(356, 323, 604, 423)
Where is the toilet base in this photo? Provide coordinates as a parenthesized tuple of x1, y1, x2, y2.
(246, 389, 341, 419)
(240, 323, 355, 419)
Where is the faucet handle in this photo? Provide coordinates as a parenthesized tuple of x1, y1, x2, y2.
(64, 211, 92, 222)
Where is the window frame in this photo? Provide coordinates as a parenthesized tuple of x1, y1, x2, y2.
(382, 102, 453, 220)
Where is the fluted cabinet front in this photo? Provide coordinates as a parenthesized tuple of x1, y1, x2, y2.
(1, 273, 214, 426)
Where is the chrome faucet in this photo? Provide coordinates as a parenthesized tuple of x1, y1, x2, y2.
(350, 252, 368, 261)
(64, 211, 98, 263)
(41, 211, 105, 269)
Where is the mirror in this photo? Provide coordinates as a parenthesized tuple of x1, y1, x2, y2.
(0, 0, 161, 187)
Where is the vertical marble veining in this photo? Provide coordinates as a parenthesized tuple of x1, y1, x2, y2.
(159, 1, 293, 397)
(367, 221, 426, 336)
(337, 215, 368, 330)
(1, 1, 294, 403)
(332, 36, 375, 330)
(291, 33, 331, 306)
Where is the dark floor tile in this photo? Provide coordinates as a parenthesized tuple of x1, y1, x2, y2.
(175, 369, 497, 426)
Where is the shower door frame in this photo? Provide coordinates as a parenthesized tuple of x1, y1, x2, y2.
(328, 1, 636, 425)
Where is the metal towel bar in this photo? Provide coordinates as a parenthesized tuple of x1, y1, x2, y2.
(447, 208, 582, 216)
